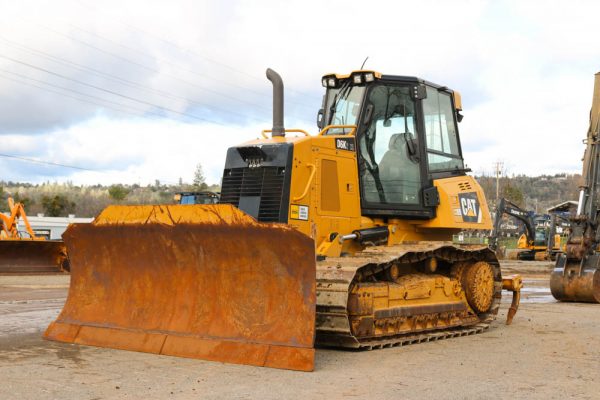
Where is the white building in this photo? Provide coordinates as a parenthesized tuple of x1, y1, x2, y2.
(13, 214, 94, 240)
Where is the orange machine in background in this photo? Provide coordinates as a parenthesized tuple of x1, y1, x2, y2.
(0, 197, 68, 273)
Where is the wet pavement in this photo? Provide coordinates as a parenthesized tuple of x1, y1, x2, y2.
(0, 275, 68, 338)
(521, 278, 555, 303)
(1, 262, 599, 400)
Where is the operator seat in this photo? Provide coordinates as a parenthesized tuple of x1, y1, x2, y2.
(378, 133, 420, 204)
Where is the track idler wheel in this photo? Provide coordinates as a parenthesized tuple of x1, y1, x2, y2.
(462, 261, 495, 314)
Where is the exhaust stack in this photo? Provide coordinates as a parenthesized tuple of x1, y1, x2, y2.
(266, 68, 285, 137)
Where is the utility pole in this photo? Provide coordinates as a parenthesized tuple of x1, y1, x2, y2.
(494, 161, 504, 204)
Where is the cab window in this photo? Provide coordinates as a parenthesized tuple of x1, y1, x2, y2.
(422, 87, 463, 171)
(323, 84, 366, 135)
(358, 84, 421, 205)
(180, 195, 195, 204)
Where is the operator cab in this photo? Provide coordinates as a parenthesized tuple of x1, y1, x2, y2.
(319, 71, 467, 218)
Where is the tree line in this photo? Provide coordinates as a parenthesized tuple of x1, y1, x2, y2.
(1, 169, 582, 218)
(1, 164, 219, 218)
(476, 173, 581, 213)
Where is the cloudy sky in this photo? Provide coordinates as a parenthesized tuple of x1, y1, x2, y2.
(1, 0, 599, 186)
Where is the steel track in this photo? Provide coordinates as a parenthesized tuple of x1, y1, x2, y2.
(315, 241, 502, 349)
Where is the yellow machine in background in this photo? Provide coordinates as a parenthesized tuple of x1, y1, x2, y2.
(46, 68, 522, 371)
(515, 233, 562, 261)
(491, 198, 567, 261)
(0, 197, 68, 273)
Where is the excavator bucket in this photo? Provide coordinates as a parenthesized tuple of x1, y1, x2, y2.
(550, 257, 600, 303)
(44, 204, 316, 371)
(0, 240, 67, 273)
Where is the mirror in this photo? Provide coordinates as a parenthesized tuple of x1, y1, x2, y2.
(317, 109, 324, 129)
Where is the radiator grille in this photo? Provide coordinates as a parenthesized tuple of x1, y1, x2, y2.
(220, 166, 287, 222)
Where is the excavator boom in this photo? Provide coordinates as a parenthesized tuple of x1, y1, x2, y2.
(551, 72, 600, 303)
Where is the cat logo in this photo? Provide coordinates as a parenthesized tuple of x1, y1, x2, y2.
(458, 192, 482, 223)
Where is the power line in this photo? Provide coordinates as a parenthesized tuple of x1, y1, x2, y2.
(67, 24, 268, 100)
(0, 69, 173, 119)
(67, 22, 316, 110)
(0, 153, 96, 171)
(3, 16, 316, 124)
(0, 54, 229, 125)
(0, 36, 267, 123)
(27, 20, 278, 114)
(0, 151, 183, 186)
(73, 0, 320, 102)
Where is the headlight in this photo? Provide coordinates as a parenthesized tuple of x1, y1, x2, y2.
(364, 73, 374, 82)
(321, 78, 328, 87)
(327, 77, 337, 87)
(352, 74, 363, 84)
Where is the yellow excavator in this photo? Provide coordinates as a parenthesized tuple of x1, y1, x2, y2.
(0, 197, 68, 273)
(551, 72, 600, 303)
(490, 198, 567, 261)
(45, 69, 522, 371)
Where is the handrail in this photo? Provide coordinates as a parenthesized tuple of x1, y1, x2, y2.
(292, 163, 316, 202)
(261, 129, 311, 139)
(318, 124, 357, 136)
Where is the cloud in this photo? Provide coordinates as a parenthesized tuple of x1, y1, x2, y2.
(0, 0, 599, 185)
(1, 116, 280, 185)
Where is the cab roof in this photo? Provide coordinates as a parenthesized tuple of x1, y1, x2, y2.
(321, 70, 453, 92)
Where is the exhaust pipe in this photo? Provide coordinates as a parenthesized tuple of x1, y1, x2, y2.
(266, 68, 285, 137)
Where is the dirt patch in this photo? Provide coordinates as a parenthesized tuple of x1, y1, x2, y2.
(0, 264, 598, 400)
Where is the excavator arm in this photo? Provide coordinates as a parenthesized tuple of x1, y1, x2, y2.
(489, 197, 536, 251)
(0, 197, 38, 239)
(551, 72, 600, 303)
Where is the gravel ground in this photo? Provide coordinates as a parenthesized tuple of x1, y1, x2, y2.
(1, 262, 599, 400)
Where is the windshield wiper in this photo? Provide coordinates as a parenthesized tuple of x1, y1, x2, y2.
(327, 80, 352, 125)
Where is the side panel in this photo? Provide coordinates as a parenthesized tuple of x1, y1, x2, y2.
(287, 136, 362, 246)
(418, 175, 492, 230)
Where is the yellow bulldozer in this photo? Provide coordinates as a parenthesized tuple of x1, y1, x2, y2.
(0, 197, 68, 273)
(45, 68, 522, 371)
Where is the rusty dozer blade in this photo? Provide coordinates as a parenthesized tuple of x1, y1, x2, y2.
(550, 255, 600, 303)
(44, 204, 316, 371)
(0, 240, 67, 273)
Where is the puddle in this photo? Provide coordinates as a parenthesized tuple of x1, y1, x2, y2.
(522, 287, 551, 293)
(521, 294, 556, 304)
(519, 285, 556, 303)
